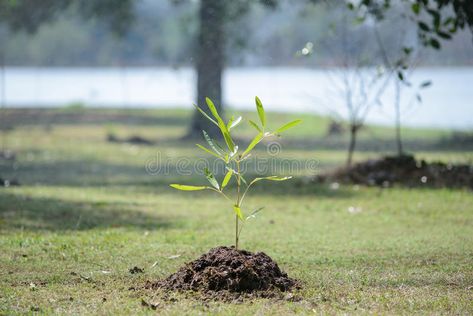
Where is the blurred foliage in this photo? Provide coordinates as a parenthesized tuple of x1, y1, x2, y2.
(350, 0, 473, 50)
(0, 0, 471, 66)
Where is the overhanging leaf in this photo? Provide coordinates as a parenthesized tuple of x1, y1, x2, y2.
(255, 96, 266, 128)
(170, 184, 208, 191)
(275, 120, 302, 134)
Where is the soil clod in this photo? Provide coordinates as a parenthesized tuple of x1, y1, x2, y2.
(147, 246, 299, 300)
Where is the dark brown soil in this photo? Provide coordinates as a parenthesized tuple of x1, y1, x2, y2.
(147, 246, 299, 300)
(316, 155, 473, 189)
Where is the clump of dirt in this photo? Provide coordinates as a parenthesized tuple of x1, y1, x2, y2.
(147, 246, 299, 300)
(317, 155, 473, 189)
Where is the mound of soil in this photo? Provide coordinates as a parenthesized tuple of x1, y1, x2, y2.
(147, 246, 298, 300)
(318, 155, 473, 189)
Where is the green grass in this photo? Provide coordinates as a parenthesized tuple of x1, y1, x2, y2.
(0, 108, 472, 315)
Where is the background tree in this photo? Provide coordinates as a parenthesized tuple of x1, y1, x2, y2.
(313, 8, 391, 167)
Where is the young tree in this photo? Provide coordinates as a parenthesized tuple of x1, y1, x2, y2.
(313, 9, 391, 167)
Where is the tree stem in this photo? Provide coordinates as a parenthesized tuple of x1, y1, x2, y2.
(235, 160, 241, 250)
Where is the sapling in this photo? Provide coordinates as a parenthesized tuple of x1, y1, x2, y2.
(170, 96, 301, 250)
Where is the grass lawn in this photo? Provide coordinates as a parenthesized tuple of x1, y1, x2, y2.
(1, 108, 472, 315)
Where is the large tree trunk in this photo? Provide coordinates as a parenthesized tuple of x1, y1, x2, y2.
(189, 0, 225, 138)
(346, 125, 358, 168)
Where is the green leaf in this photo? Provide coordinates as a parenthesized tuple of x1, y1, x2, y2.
(226, 166, 248, 185)
(242, 132, 263, 157)
(205, 98, 236, 152)
(411, 3, 420, 15)
(170, 184, 208, 191)
(222, 128, 235, 152)
(202, 130, 223, 156)
(233, 205, 244, 221)
(221, 170, 233, 189)
(246, 207, 264, 220)
(204, 168, 219, 190)
(255, 96, 266, 128)
(250, 176, 292, 186)
(248, 120, 262, 132)
(418, 21, 430, 32)
(205, 97, 222, 121)
(429, 38, 441, 50)
(275, 120, 302, 134)
(193, 104, 218, 126)
(196, 144, 220, 159)
(227, 116, 234, 130)
(229, 116, 242, 130)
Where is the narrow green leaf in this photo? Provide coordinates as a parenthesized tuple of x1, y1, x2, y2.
(204, 98, 235, 152)
(246, 207, 264, 220)
(233, 205, 244, 221)
(221, 127, 235, 152)
(229, 116, 242, 130)
(206, 97, 222, 121)
(204, 168, 219, 190)
(242, 132, 263, 157)
(255, 96, 266, 128)
(193, 104, 218, 126)
(275, 120, 302, 134)
(221, 170, 233, 189)
(202, 130, 223, 156)
(227, 115, 234, 130)
(196, 144, 221, 159)
(170, 184, 208, 191)
(248, 120, 262, 132)
(250, 176, 292, 186)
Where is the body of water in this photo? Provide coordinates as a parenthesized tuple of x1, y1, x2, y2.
(2, 66, 472, 129)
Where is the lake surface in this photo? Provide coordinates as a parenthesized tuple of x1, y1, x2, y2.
(2, 66, 472, 129)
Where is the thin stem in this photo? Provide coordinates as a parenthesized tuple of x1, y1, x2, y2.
(235, 160, 241, 250)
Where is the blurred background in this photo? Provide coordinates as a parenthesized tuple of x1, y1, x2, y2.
(0, 0, 472, 185)
(1, 0, 472, 127)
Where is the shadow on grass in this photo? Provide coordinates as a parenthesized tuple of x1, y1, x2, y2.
(0, 191, 176, 231)
(2, 108, 190, 128)
(1, 156, 355, 198)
